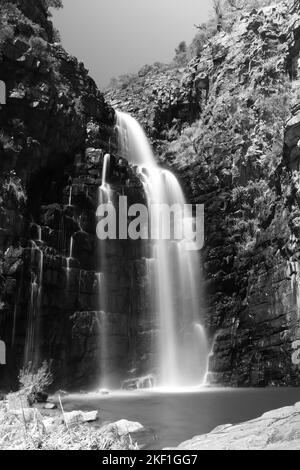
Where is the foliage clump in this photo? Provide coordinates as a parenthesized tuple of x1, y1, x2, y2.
(18, 361, 53, 400)
(44, 0, 63, 11)
(173, 41, 188, 67)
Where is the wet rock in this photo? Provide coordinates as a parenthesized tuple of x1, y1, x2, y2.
(122, 374, 155, 390)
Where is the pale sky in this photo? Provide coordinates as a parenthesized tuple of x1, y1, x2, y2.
(52, 0, 212, 89)
(0, 81, 5, 104)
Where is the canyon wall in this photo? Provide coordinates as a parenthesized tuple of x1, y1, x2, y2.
(106, 1, 300, 386)
(0, 0, 153, 389)
(2, 0, 300, 389)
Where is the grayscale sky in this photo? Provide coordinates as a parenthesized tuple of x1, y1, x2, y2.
(52, 0, 212, 90)
(0, 81, 5, 104)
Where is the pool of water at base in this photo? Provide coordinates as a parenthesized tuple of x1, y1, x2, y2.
(60, 387, 300, 449)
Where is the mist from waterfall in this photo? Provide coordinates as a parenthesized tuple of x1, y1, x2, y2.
(116, 111, 209, 388)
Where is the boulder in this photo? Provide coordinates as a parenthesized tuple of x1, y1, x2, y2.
(64, 411, 84, 426)
(81, 411, 98, 422)
(104, 419, 155, 449)
(170, 403, 300, 450)
(44, 402, 57, 410)
(63, 410, 99, 426)
(111, 419, 145, 436)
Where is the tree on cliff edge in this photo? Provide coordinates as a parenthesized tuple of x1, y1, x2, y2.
(45, 0, 63, 10)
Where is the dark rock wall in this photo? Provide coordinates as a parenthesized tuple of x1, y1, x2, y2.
(0, 0, 151, 390)
(2, 0, 300, 390)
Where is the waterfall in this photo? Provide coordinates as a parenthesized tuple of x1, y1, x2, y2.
(96, 272, 108, 388)
(11, 303, 18, 347)
(116, 111, 209, 388)
(97, 153, 112, 388)
(66, 235, 74, 287)
(24, 236, 44, 367)
(68, 186, 73, 207)
(99, 153, 112, 204)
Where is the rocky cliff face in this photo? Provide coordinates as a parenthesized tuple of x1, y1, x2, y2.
(2, 0, 300, 390)
(106, 1, 300, 386)
(0, 0, 151, 389)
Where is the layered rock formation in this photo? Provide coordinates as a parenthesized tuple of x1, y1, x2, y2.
(106, 1, 300, 386)
(2, 0, 300, 390)
(0, 0, 151, 389)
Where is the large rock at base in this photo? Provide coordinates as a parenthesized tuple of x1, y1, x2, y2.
(108, 419, 145, 436)
(104, 419, 155, 449)
(81, 411, 98, 422)
(169, 402, 300, 450)
(63, 410, 99, 426)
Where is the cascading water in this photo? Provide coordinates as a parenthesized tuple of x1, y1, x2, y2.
(67, 235, 73, 264)
(68, 186, 73, 207)
(24, 226, 44, 367)
(66, 235, 74, 289)
(97, 153, 112, 388)
(116, 111, 209, 388)
(99, 153, 112, 204)
(11, 303, 18, 347)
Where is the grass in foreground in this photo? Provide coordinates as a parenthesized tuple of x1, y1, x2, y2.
(0, 400, 138, 450)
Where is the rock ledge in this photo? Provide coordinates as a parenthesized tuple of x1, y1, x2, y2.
(171, 402, 300, 450)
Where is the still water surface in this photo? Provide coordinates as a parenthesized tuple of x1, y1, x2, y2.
(62, 387, 300, 449)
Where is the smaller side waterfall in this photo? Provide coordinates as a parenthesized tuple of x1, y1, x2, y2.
(66, 235, 74, 288)
(68, 235, 74, 263)
(96, 272, 108, 388)
(99, 154, 112, 204)
(24, 230, 44, 367)
(97, 154, 112, 388)
(68, 186, 73, 207)
(11, 279, 22, 347)
(11, 303, 18, 347)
